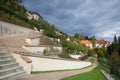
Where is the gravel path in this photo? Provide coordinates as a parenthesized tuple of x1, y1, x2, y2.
(9, 58, 98, 80)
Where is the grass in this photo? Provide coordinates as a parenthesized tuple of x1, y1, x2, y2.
(61, 69, 106, 80)
(97, 62, 110, 73)
(31, 70, 69, 74)
(61, 58, 109, 80)
(58, 53, 73, 59)
(97, 57, 110, 72)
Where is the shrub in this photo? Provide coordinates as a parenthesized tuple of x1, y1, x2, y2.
(43, 49, 49, 56)
(79, 55, 88, 60)
(58, 53, 72, 59)
(87, 50, 95, 57)
(96, 48, 104, 57)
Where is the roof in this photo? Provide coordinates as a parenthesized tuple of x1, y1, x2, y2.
(80, 40, 92, 44)
(96, 40, 110, 45)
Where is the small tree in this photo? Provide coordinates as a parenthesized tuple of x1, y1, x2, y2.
(43, 48, 49, 56)
(89, 36, 96, 48)
(74, 33, 79, 39)
(97, 48, 104, 57)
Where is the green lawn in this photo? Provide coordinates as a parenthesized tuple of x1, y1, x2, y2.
(61, 69, 106, 80)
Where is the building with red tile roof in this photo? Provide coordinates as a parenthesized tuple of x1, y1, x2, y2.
(80, 40, 93, 49)
(96, 40, 110, 48)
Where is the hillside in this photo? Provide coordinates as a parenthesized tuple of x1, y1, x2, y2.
(0, 0, 69, 39)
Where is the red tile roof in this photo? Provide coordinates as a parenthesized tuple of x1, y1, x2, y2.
(80, 40, 93, 49)
(96, 40, 110, 45)
(80, 40, 92, 44)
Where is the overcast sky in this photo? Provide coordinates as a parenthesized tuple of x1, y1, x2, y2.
(22, 0, 120, 41)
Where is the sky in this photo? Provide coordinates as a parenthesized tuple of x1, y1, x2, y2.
(22, 0, 120, 41)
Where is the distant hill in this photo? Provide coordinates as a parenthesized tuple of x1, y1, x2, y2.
(0, 0, 69, 39)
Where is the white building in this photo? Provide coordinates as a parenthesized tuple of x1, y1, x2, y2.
(96, 40, 110, 48)
(26, 12, 40, 21)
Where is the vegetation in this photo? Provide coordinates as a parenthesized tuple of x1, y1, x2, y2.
(74, 33, 80, 40)
(61, 57, 109, 80)
(97, 57, 110, 72)
(61, 40, 88, 54)
(43, 48, 49, 56)
(89, 36, 96, 48)
(58, 53, 72, 59)
(31, 70, 70, 74)
(106, 35, 120, 79)
(61, 69, 106, 80)
(87, 49, 96, 57)
(96, 48, 104, 57)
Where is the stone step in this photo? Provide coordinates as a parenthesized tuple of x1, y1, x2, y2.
(0, 70, 25, 80)
(0, 53, 11, 56)
(0, 55, 13, 59)
(0, 52, 26, 79)
(0, 66, 24, 76)
(0, 57, 13, 60)
(0, 62, 18, 70)
(0, 58, 14, 65)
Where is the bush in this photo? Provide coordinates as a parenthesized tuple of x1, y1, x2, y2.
(43, 49, 49, 56)
(87, 50, 95, 57)
(79, 55, 88, 60)
(96, 48, 104, 57)
(58, 53, 72, 59)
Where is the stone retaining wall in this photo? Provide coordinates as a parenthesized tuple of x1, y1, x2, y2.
(101, 70, 114, 80)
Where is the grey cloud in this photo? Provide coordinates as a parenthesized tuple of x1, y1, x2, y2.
(22, 0, 120, 41)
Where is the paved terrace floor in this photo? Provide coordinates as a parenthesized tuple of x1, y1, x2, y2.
(9, 57, 98, 80)
(30, 57, 92, 71)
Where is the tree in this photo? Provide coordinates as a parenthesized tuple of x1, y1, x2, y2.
(96, 48, 104, 57)
(118, 36, 120, 44)
(110, 51, 120, 74)
(90, 35, 96, 48)
(85, 36, 89, 40)
(74, 33, 79, 39)
(113, 34, 118, 44)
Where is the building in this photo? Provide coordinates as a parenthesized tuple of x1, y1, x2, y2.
(96, 40, 110, 48)
(66, 37, 70, 41)
(80, 40, 93, 49)
(26, 11, 40, 21)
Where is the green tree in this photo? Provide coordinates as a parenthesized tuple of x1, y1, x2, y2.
(74, 33, 79, 39)
(97, 48, 104, 57)
(118, 36, 120, 44)
(114, 34, 118, 44)
(61, 41, 88, 54)
(110, 51, 120, 74)
(90, 36, 96, 48)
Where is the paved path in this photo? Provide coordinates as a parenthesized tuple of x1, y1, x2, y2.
(9, 58, 98, 80)
(29, 57, 92, 71)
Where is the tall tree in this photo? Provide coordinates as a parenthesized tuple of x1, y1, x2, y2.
(113, 34, 118, 44)
(118, 36, 120, 44)
(110, 51, 120, 74)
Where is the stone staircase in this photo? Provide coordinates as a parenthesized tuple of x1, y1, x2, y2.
(0, 53, 25, 80)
